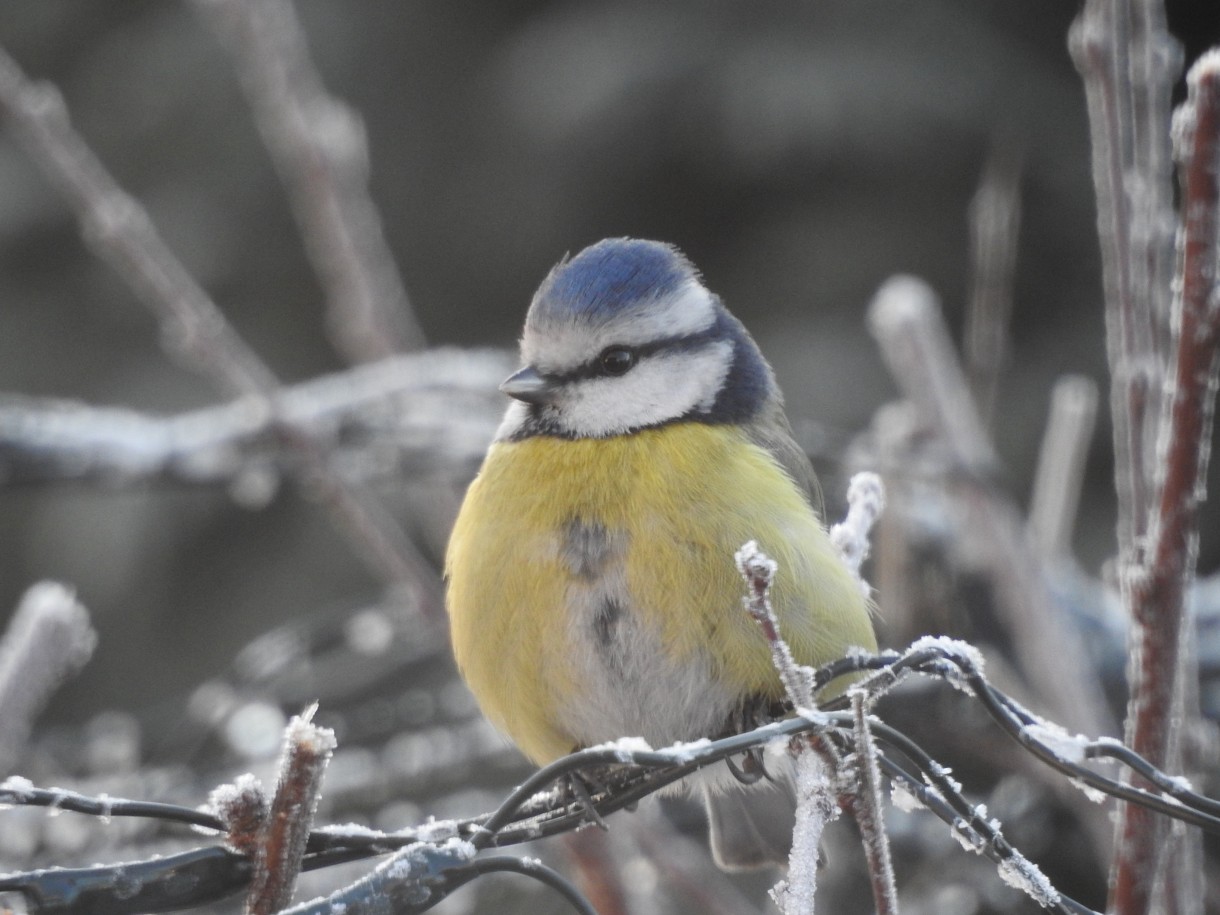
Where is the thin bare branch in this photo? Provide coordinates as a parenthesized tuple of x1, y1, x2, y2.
(0, 44, 443, 611)
(965, 138, 1024, 424)
(191, 0, 424, 362)
(0, 47, 275, 399)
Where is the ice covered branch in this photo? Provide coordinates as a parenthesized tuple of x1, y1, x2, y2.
(1110, 48, 1220, 915)
(8, 642, 1220, 914)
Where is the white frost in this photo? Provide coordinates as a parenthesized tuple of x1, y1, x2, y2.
(1022, 721, 1090, 764)
(998, 852, 1060, 908)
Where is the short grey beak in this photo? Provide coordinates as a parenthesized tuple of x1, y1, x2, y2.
(500, 366, 558, 405)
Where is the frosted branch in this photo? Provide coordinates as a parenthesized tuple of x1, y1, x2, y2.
(0, 348, 510, 490)
(245, 704, 336, 915)
(735, 541, 814, 708)
(1110, 47, 1220, 915)
(0, 582, 96, 772)
(0, 45, 445, 605)
(829, 471, 885, 596)
(192, 0, 425, 362)
(1027, 375, 1100, 561)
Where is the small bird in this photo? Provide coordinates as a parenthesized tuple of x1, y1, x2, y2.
(446, 238, 876, 869)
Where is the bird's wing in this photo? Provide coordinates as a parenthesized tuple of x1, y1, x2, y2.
(744, 402, 826, 521)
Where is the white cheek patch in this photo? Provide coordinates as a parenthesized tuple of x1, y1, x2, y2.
(559, 340, 734, 437)
(494, 399, 532, 441)
(523, 281, 717, 374)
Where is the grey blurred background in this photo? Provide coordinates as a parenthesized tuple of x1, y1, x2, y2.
(0, 1, 1219, 910)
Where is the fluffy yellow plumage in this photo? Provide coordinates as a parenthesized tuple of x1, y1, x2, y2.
(446, 421, 875, 765)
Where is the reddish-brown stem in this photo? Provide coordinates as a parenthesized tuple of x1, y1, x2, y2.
(245, 706, 336, 915)
(1110, 52, 1220, 915)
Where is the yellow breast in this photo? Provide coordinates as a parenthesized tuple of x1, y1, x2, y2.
(445, 422, 875, 764)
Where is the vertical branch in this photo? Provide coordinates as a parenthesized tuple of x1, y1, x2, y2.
(965, 139, 1023, 425)
(848, 692, 898, 915)
(245, 705, 336, 915)
(1070, 1, 1180, 563)
(191, 0, 425, 362)
(1027, 375, 1099, 562)
(1110, 50, 1220, 915)
(736, 543, 833, 915)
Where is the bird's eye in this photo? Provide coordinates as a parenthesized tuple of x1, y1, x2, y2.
(598, 346, 636, 376)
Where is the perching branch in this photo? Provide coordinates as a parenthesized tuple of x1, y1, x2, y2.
(7, 641, 1220, 915)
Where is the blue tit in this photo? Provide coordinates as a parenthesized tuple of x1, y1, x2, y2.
(446, 237, 876, 869)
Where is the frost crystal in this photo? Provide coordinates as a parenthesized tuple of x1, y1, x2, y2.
(998, 852, 1060, 908)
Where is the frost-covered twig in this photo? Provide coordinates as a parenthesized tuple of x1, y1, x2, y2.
(735, 541, 813, 708)
(1110, 48, 1220, 915)
(1027, 375, 1099, 561)
(0, 582, 95, 773)
(1069, 0, 1180, 560)
(7, 641, 1220, 915)
(0, 348, 510, 490)
(191, 0, 424, 362)
(866, 276, 998, 476)
(848, 692, 898, 915)
(829, 471, 884, 596)
(245, 705, 336, 915)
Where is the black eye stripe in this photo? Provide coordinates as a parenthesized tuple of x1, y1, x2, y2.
(545, 327, 721, 385)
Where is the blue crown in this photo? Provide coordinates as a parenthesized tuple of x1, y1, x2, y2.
(535, 238, 697, 325)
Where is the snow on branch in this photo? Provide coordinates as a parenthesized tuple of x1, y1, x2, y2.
(4, 641, 1219, 914)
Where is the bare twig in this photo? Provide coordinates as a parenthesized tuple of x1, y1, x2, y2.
(0, 582, 95, 773)
(0, 44, 443, 612)
(1027, 375, 1100, 561)
(245, 704, 336, 915)
(1110, 49, 1220, 915)
(848, 692, 898, 915)
(191, 0, 424, 362)
(965, 138, 1024, 424)
(0, 48, 275, 399)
